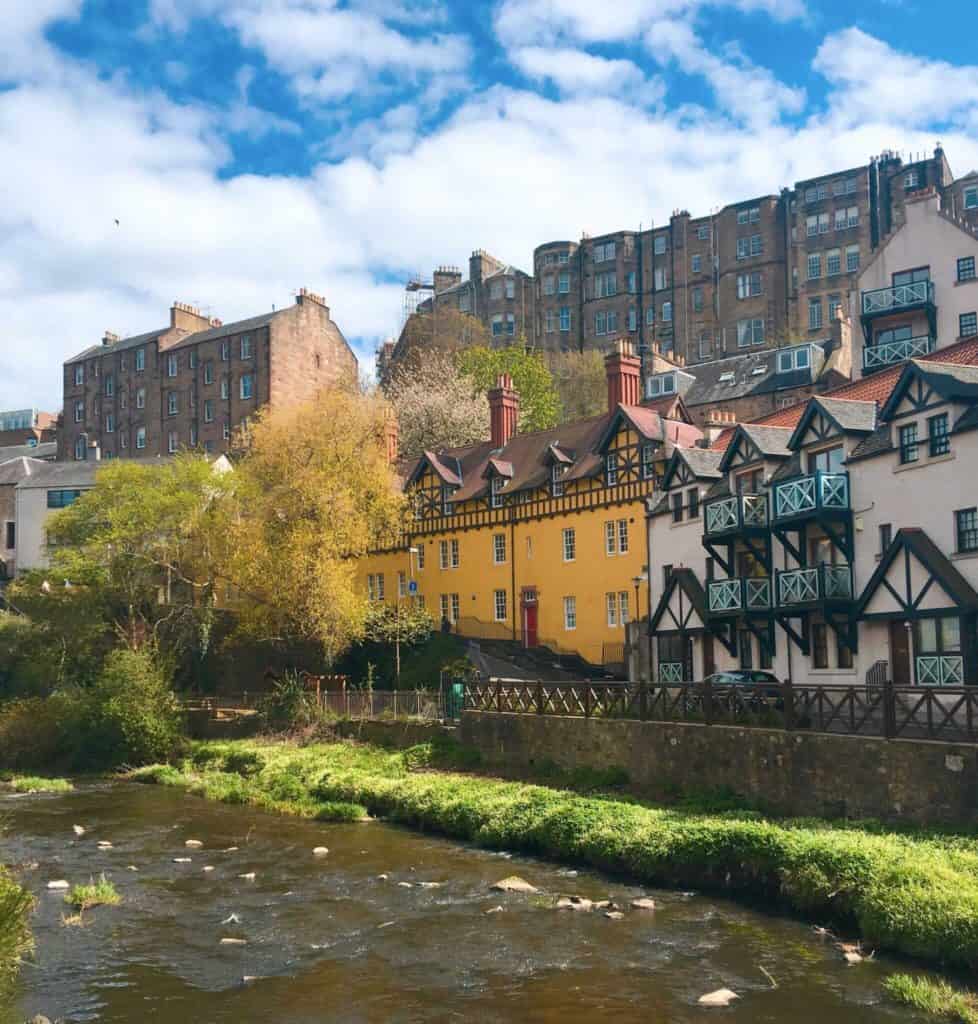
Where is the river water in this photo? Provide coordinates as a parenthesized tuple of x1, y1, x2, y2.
(1, 782, 925, 1023)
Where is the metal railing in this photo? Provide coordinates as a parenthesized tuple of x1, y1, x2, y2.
(707, 576, 772, 614)
(863, 334, 934, 370)
(465, 678, 978, 743)
(704, 493, 768, 536)
(861, 280, 934, 316)
(776, 563, 852, 607)
(184, 689, 448, 721)
(772, 471, 849, 521)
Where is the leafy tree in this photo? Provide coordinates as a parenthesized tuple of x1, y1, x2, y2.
(10, 453, 229, 657)
(386, 309, 492, 384)
(386, 351, 488, 458)
(547, 349, 608, 421)
(457, 343, 560, 433)
(363, 601, 434, 684)
(213, 389, 405, 666)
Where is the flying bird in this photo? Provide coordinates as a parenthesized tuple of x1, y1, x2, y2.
(114, 219, 120, 226)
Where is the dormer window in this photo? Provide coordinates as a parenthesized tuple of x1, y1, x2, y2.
(646, 372, 676, 399)
(776, 345, 811, 374)
(490, 475, 504, 509)
(551, 463, 565, 497)
(441, 485, 455, 517)
(605, 453, 619, 486)
(641, 444, 656, 480)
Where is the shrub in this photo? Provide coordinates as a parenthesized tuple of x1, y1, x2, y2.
(6, 776, 73, 794)
(84, 648, 182, 768)
(315, 801, 368, 822)
(0, 868, 33, 992)
(222, 749, 266, 777)
(0, 695, 87, 771)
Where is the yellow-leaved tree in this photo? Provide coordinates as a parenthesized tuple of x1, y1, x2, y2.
(215, 390, 404, 666)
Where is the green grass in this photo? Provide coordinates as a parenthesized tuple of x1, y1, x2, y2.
(64, 875, 121, 911)
(0, 869, 33, 992)
(4, 775, 74, 794)
(884, 974, 978, 1022)
(129, 737, 978, 970)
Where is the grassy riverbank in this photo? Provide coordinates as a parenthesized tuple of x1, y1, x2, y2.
(131, 736, 978, 971)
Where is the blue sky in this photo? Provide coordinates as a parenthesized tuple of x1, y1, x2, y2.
(3, 0, 978, 410)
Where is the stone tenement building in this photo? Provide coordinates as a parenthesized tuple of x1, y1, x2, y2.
(379, 249, 535, 380)
(60, 290, 357, 461)
(385, 147, 978, 379)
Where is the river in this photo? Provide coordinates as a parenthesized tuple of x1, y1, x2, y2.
(2, 782, 924, 1023)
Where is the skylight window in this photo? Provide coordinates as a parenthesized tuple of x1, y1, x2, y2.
(718, 371, 736, 383)
(777, 346, 812, 374)
(751, 365, 767, 376)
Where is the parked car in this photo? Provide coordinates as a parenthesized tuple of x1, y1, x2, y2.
(681, 670, 784, 715)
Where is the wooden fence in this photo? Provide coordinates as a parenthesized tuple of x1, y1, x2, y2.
(464, 679, 978, 745)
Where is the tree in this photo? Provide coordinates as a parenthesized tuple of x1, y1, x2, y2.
(213, 390, 405, 666)
(457, 343, 560, 433)
(363, 601, 434, 685)
(11, 454, 229, 658)
(385, 309, 492, 385)
(386, 351, 488, 459)
(547, 349, 608, 421)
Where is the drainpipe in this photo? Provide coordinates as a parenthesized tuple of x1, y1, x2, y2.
(510, 510, 517, 644)
(644, 499, 655, 683)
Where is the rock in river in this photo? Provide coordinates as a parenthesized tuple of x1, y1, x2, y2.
(313, 847, 329, 857)
(631, 898, 656, 911)
(46, 880, 70, 891)
(698, 989, 739, 1007)
(490, 876, 538, 894)
(556, 896, 593, 912)
(185, 839, 203, 849)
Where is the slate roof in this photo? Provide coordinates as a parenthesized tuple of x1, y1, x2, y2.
(66, 327, 173, 365)
(679, 342, 830, 408)
(401, 405, 703, 507)
(0, 442, 57, 463)
(0, 457, 47, 486)
(168, 310, 280, 350)
(15, 461, 100, 490)
(811, 397, 879, 433)
(848, 425, 893, 462)
(710, 334, 978, 450)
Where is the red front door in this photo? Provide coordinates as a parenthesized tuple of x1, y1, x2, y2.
(889, 621, 912, 686)
(521, 589, 538, 648)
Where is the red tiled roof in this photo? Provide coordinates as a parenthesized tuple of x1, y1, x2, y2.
(710, 335, 978, 450)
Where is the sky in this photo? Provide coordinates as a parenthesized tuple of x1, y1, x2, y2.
(2, 0, 978, 412)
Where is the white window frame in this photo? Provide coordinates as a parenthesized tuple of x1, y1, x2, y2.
(135, 348, 145, 372)
(846, 245, 860, 273)
(493, 533, 506, 565)
(826, 249, 841, 276)
(398, 571, 407, 599)
(221, 377, 230, 400)
(965, 186, 978, 210)
(558, 272, 570, 294)
(450, 538, 460, 568)
(543, 276, 555, 296)
(168, 430, 178, 454)
(809, 297, 823, 330)
(606, 592, 618, 627)
(240, 374, 254, 400)
(439, 540, 449, 570)
(605, 452, 618, 485)
(105, 413, 114, 433)
(74, 400, 83, 423)
(490, 475, 504, 509)
(605, 521, 616, 556)
(136, 427, 146, 450)
(562, 527, 576, 563)
(493, 589, 507, 623)
(167, 354, 178, 378)
(204, 399, 214, 423)
(807, 253, 821, 281)
(617, 518, 629, 554)
(618, 591, 630, 625)
(74, 437, 86, 460)
(641, 444, 655, 480)
(550, 463, 564, 497)
(563, 596, 577, 631)
(240, 335, 252, 359)
(168, 391, 178, 416)
(73, 364, 84, 386)
(559, 307, 571, 332)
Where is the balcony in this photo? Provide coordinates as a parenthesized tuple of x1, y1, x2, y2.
(707, 576, 773, 616)
(703, 493, 769, 539)
(861, 280, 935, 319)
(863, 334, 935, 373)
(772, 471, 849, 524)
(776, 563, 853, 609)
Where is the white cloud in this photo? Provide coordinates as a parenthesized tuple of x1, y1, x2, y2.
(5, 6, 978, 417)
(510, 47, 662, 102)
(646, 19, 805, 124)
(149, 0, 471, 102)
(814, 28, 978, 130)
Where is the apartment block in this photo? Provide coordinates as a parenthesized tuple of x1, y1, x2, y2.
(60, 291, 357, 461)
(381, 250, 534, 380)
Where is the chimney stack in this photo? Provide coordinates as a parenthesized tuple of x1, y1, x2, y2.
(170, 301, 212, 333)
(102, 331, 120, 346)
(605, 339, 642, 412)
(488, 373, 519, 450)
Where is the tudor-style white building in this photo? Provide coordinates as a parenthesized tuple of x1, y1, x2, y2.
(645, 359, 978, 687)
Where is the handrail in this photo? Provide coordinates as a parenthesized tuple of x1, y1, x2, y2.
(863, 335, 934, 370)
(465, 679, 978, 743)
(861, 280, 934, 315)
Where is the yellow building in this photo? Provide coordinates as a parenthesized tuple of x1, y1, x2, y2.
(360, 344, 703, 670)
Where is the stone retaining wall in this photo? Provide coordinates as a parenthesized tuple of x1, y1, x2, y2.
(460, 711, 978, 826)
(335, 719, 452, 749)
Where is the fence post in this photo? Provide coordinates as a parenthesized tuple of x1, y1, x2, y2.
(584, 684, 591, 719)
(393, 691, 398, 718)
(703, 677, 713, 726)
(882, 677, 896, 739)
(496, 681, 502, 714)
(536, 679, 544, 715)
(639, 681, 648, 721)
(782, 679, 795, 731)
